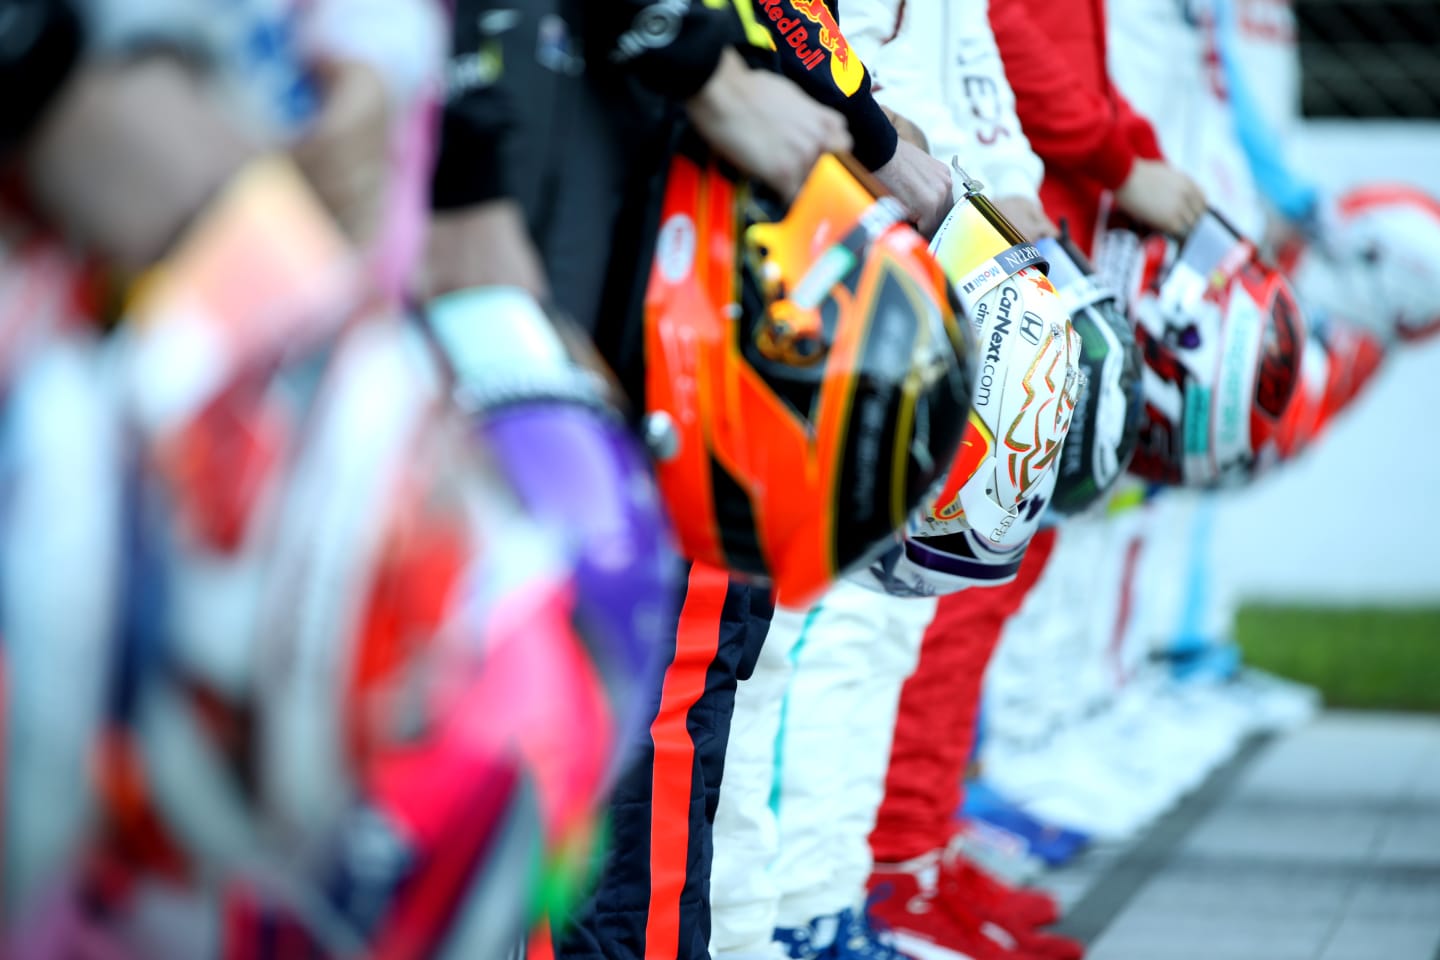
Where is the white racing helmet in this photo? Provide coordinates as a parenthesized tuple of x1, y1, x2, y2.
(859, 171, 1082, 597)
(910, 171, 1083, 543)
(1287, 183, 1440, 344)
(863, 468, 1056, 597)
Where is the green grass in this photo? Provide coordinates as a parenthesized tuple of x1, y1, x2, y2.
(1236, 605, 1440, 713)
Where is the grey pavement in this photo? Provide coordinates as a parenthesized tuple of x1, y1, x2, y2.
(1043, 712, 1440, 960)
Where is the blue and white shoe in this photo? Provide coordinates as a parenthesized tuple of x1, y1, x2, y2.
(832, 906, 913, 960)
(774, 912, 843, 960)
(962, 780, 1090, 868)
(1159, 638, 1242, 683)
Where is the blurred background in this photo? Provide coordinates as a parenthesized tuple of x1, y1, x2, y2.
(1200, 0, 1440, 710)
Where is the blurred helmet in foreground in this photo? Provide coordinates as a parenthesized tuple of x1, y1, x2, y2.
(643, 148, 974, 607)
(424, 286, 677, 752)
(1098, 209, 1306, 487)
(2, 159, 622, 957)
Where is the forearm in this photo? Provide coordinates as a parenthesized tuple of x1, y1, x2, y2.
(751, 0, 898, 169)
(989, 0, 1143, 189)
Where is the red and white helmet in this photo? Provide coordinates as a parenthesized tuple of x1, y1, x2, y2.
(1272, 332, 1330, 461)
(1272, 317, 1386, 461)
(1100, 209, 1306, 487)
(1316, 318, 1385, 423)
(1287, 184, 1440, 344)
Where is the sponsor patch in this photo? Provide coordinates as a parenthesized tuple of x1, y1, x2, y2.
(656, 214, 696, 283)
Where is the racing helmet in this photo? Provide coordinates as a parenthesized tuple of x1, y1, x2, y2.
(1035, 233, 1143, 516)
(907, 171, 1083, 545)
(51, 160, 621, 956)
(643, 148, 975, 606)
(855, 173, 1084, 598)
(114, 318, 617, 958)
(1272, 332, 1329, 460)
(1315, 317, 1384, 423)
(1104, 209, 1306, 487)
(1287, 183, 1440, 344)
(863, 468, 1057, 597)
(1273, 317, 1385, 461)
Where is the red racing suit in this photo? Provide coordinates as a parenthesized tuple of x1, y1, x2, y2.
(989, 0, 1164, 253)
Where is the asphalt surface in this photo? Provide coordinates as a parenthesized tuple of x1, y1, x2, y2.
(1043, 712, 1440, 960)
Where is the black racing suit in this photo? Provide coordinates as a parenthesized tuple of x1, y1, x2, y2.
(433, 6, 773, 960)
(0, 0, 84, 159)
(430, 3, 901, 957)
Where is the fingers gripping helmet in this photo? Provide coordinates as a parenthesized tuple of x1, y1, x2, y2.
(1288, 183, 1440, 344)
(1035, 233, 1143, 516)
(643, 148, 975, 606)
(1107, 210, 1306, 487)
(909, 173, 1083, 545)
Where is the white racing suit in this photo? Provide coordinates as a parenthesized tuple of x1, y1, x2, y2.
(1106, 0, 1265, 238)
(1107, 0, 1310, 668)
(710, 583, 937, 955)
(981, 502, 1144, 754)
(848, 0, 1044, 203)
(710, 0, 1047, 953)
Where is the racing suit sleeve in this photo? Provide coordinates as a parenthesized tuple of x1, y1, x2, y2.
(0, 0, 85, 156)
(431, 0, 511, 209)
(589, 0, 755, 99)
(750, 0, 899, 171)
(437, 0, 763, 210)
(945, 0, 1044, 201)
(989, 0, 1163, 190)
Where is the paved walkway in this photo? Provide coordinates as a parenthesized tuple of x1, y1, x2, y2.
(1044, 712, 1440, 960)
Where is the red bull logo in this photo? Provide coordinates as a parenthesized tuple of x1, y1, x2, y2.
(1025, 271, 1057, 296)
(932, 414, 993, 522)
(758, 0, 865, 96)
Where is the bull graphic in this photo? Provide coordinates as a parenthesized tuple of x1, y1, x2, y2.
(789, 0, 866, 97)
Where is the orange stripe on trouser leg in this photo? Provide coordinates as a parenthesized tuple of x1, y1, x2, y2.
(644, 563, 730, 960)
(528, 918, 554, 960)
